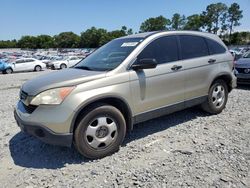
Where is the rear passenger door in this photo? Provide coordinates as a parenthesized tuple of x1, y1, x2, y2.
(24, 59, 35, 71)
(179, 35, 226, 100)
(130, 35, 186, 118)
(178, 35, 216, 102)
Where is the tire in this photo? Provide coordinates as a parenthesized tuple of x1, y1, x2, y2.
(4, 68, 13, 74)
(34, 65, 42, 72)
(60, 64, 67, 69)
(201, 79, 228, 114)
(74, 104, 126, 159)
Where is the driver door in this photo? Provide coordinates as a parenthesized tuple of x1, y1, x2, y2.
(129, 35, 186, 122)
(13, 59, 25, 71)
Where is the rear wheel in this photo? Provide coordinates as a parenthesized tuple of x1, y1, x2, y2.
(4, 68, 13, 74)
(74, 104, 126, 159)
(60, 64, 67, 69)
(34, 65, 42, 72)
(201, 79, 228, 114)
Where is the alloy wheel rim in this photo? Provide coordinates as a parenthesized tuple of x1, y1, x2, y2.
(85, 116, 118, 149)
(212, 85, 225, 109)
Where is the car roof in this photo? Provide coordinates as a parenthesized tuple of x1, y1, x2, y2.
(119, 30, 224, 47)
(120, 30, 218, 39)
(120, 31, 158, 39)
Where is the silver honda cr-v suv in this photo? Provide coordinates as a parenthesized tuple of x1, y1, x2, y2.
(14, 31, 236, 159)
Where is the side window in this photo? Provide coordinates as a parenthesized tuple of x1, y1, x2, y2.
(138, 36, 179, 64)
(206, 38, 226, 55)
(179, 35, 209, 60)
(26, 59, 35, 62)
(16, 60, 24, 64)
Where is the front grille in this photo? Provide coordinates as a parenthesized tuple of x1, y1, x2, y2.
(236, 68, 250, 74)
(20, 90, 28, 100)
(20, 90, 37, 114)
(22, 102, 37, 114)
(237, 78, 250, 84)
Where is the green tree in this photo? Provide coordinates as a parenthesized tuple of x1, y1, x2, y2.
(127, 28, 133, 35)
(227, 3, 243, 44)
(54, 32, 80, 48)
(80, 27, 108, 48)
(140, 16, 171, 32)
(202, 3, 228, 34)
(36, 35, 55, 49)
(184, 14, 203, 31)
(171, 13, 186, 30)
(99, 27, 132, 46)
(0, 40, 17, 48)
(121, 26, 133, 35)
(17, 36, 38, 49)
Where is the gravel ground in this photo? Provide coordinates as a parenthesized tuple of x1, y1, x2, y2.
(0, 70, 249, 188)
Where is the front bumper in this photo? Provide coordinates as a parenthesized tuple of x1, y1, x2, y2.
(14, 103, 73, 147)
(235, 73, 250, 84)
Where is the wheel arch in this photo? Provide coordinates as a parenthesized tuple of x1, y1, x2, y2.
(34, 64, 42, 70)
(210, 73, 233, 93)
(60, 63, 67, 68)
(4, 67, 13, 73)
(70, 96, 134, 134)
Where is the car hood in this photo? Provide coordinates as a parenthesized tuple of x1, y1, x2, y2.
(235, 58, 250, 68)
(22, 68, 106, 96)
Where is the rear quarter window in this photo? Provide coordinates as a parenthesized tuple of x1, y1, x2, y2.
(179, 35, 209, 60)
(206, 38, 226, 55)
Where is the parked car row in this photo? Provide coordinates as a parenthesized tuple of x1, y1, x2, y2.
(0, 56, 84, 74)
(47, 56, 85, 69)
(0, 49, 94, 74)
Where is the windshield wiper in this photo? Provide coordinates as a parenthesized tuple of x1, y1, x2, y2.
(74, 66, 93, 70)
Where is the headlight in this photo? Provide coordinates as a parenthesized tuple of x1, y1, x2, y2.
(30, 87, 75, 105)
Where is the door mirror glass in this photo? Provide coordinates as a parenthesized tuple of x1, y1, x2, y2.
(131, 58, 157, 70)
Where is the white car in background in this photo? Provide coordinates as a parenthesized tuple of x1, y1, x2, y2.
(10, 58, 46, 73)
(50, 56, 84, 69)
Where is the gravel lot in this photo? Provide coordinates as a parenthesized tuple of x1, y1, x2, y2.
(0, 70, 249, 188)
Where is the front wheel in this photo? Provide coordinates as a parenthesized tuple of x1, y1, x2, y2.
(34, 65, 42, 72)
(201, 79, 228, 114)
(60, 64, 67, 69)
(4, 68, 13, 74)
(74, 104, 126, 159)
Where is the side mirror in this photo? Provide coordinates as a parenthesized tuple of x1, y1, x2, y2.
(131, 58, 157, 70)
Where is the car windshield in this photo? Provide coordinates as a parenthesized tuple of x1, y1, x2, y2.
(243, 53, 250, 58)
(75, 37, 143, 71)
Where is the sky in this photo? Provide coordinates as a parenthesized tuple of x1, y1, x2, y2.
(0, 0, 250, 40)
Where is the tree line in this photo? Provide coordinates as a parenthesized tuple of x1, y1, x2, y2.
(0, 2, 248, 49)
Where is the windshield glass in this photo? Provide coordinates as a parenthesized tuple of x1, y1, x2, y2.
(75, 37, 143, 71)
(243, 53, 250, 58)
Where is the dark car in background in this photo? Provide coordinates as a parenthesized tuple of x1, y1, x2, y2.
(235, 52, 250, 84)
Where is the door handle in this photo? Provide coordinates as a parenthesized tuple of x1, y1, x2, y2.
(208, 59, 216, 63)
(171, 65, 182, 71)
